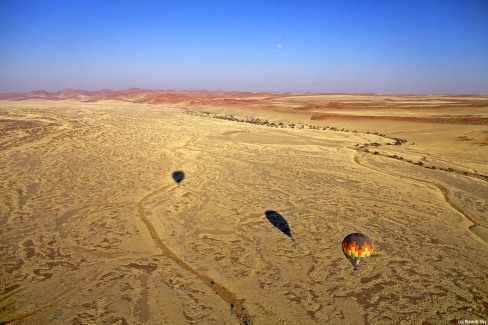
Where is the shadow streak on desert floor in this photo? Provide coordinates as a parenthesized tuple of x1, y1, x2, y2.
(0, 97, 487, 324)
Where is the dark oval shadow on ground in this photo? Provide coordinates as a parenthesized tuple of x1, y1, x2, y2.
(172, 171, 185, 184)
(265, 210, 294, 241)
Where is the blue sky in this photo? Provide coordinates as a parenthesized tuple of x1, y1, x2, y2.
(1, 0, 487, 93)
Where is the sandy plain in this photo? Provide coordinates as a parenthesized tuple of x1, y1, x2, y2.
(0, 93, 487, 324)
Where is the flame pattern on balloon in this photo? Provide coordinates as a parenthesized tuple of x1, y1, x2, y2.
(342, 233, 374, 270)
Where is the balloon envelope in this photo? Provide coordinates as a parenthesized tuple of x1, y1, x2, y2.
(342, 233, 374, 270)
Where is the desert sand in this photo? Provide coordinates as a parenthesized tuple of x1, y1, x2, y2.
(1, 92, 487, 324)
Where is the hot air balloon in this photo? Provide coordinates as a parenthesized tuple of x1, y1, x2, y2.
(342, 233, 374, 270)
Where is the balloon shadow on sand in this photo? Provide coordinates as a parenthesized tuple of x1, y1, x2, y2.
(265, 210, 294, 241)
(172, 171, 185, 184)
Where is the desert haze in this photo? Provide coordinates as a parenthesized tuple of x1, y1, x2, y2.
(1, 90, 487, 324)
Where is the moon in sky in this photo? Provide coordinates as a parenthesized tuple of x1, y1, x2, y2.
(277, 43, 282, 49)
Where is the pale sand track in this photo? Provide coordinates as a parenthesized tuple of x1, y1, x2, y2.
(1, 100, 487, 324)
(137, 182, 251, 324)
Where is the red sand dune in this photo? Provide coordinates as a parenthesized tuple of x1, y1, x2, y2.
(310, 113, 488, 124)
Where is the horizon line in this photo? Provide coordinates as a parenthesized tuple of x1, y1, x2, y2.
(1, 87, 488, 97)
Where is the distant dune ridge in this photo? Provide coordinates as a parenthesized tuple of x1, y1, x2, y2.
(2, 88, 487, 125)
(0, 88, 277, 103)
